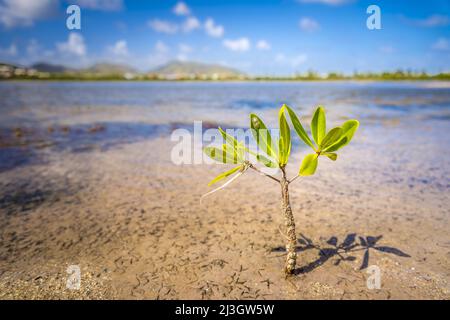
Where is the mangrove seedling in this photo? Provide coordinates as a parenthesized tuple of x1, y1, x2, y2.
(203, 105, 359, 275)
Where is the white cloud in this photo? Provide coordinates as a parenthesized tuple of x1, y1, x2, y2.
(432, 38, 449, 51)
(223, 37, 250, 52)
(57, 33, 86, 56)
(182, 16, 200, 32)
(0, 0, 58, 28)
(74, 0, 123, 11)
(148, 19, 178, 34)
(148, 15, 199, 35)
(155, 40, 169, 53)
(15, 39, 53, 64)
(173, 1, 190, 16)
(177, 43, 192, 62)
(204, 18, 224, 37)
(297, 0, 352, 5)
(412, 15, 449, 27)
(256, 40, 271, 50)
(299, 17, 320, 32)
(147, 41, 171, 68)
(0, 43, 17, 56)
(179, 43, 193, 53)
(23, 39, 53, 63)
(108, 40, 128, 56)
(176, 53, 188, 61)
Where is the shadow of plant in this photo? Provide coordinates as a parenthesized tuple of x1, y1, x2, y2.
(271, 233, 411, 275)
(357, 235, 410, 270)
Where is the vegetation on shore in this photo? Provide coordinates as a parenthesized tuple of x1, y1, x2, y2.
(3, 71, 449, 82)
(254, 70, 450, 81)
(1, 61, 449, 81)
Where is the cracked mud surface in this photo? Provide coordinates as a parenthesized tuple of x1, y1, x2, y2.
(0, 131, 448, 299)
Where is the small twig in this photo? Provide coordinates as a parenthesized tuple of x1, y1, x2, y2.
(288, 175, 301, 184)
(200, 170, 245, 204)
(278, 226, 290, 240)
(248, 163, 280, 183)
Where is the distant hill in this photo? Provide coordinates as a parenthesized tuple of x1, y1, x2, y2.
(0, 62, 20, 69)
(12, 61, 242, 79)
(30, 62, 136, 75)
(1, 60, 251, 80)
(84, 63, 136, 74)
(152, 61, 244, 78)
(31, 62, 71, 73)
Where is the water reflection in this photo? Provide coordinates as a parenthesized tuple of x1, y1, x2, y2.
(0, 81, 449, 173)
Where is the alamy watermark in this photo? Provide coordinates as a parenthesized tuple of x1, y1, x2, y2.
(66, 265, 81, 290)
(366, 265, 381, 289)
(366, 5, 381, 30)
(66, 5, 81, 30)
(170, 121, 280, 174)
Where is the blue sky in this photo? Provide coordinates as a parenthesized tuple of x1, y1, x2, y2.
(0, 0, 449, 75)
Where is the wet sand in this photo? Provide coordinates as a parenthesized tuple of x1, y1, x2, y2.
(0, 81, 449, 299)
(0, 129, 448, 299)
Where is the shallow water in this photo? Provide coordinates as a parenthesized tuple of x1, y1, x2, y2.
(2, 81, 450, 126)
(0, 81, 449, 179)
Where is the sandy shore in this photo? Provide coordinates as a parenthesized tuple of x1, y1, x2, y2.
(0, 128, 449, 299)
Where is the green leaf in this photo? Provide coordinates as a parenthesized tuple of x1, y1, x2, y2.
(250, 113, 278, 160)
(320, 127, 343, 150)
(256, 154, 278, 168)
(323, 137, 348, 153)
(278, 106, 291, 165)
(203, 146, 239, 164)
(311, 106, 326, 146)
(322, 152, 337, 161)
(208, 165, 242, 186)
(244, 144, 278, 168)
(323, 119, 359, 152)
(282, 104, 315, 150)
(339, 119, 359, 146)
(222, 144, 240, 163)
(218, 127, 245, 161)
(218, 127, 238, 148)
(299, 153, 319, 176)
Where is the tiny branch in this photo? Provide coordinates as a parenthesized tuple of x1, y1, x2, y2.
(248, 163, 280, 183)
(288, 175, 301, 185)
(200, 170, 245, 204)
(278, 226, 290, 240)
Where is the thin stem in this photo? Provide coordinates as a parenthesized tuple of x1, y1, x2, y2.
(280, 166, 297, 275)
(248, 164, 280, 183)
(288, 175, 301, 185)
(278, 226, 290, 240)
